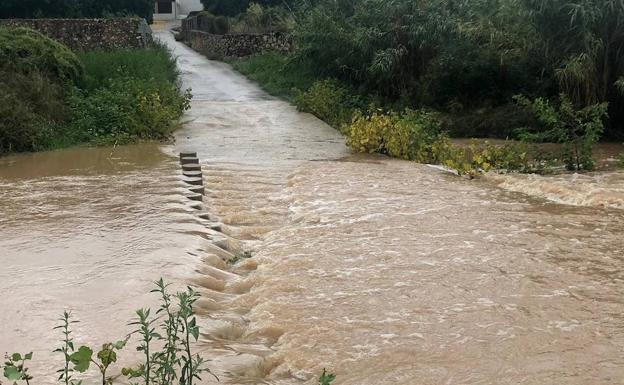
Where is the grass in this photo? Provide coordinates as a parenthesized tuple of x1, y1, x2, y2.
(77, 43, 180, 91)
(231, 52, 316, 102)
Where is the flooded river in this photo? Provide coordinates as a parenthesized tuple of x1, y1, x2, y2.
(1, 27, 623, 385)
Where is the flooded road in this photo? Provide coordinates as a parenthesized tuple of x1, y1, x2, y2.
(0, 26, 622, 385)
(0, 144, 211, 379)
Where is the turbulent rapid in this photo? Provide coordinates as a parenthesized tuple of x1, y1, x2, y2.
(0, 25, 622, 385)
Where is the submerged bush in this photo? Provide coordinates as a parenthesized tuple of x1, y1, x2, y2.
(515, 94, 608, 171)
(346, 108, 445, 162)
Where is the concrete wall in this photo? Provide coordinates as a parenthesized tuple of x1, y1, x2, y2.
(186, 30, 291, 59)
(0, 18, 152, 51)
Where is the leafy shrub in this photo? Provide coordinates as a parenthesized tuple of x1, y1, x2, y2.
(346, 108, 445, 162)
(68, 77, 191, 145)
(0, 27, 83, 82)
(294, 80, 360, 129)
(0, 31, 190, 154)
(0, 27, 77, 153)
(0, 70, 67, 153)
(514, 94, 608, 171)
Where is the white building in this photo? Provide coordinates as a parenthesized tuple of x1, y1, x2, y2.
(154, 0, 203, 20)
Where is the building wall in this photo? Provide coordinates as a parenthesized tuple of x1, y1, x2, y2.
(178, 0, 203, 16)
(154, 0, 203, 20)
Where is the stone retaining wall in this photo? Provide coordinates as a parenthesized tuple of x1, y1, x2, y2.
(0, 18, 152, 51)
(186, 30, 291, 59)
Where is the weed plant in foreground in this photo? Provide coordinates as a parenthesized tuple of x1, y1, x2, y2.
(0, 279, 336, 385)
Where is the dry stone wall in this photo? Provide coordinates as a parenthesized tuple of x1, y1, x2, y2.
(186, 30, 291, 59)
(0, 18, 152, 51)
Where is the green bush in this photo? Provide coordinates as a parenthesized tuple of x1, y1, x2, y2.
(514, 94, 608, 171)
(68, 77, 190, 145)
(294, 80, 360, 129)
(0, 28, 190, 155)
(345, 108, 445, 162)
(0, 70, 67, 153)
(0, 27, 79, 153)
(0, 27, 83, 81)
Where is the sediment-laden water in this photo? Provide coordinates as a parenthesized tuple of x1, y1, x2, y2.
(0, 26, 622, 385)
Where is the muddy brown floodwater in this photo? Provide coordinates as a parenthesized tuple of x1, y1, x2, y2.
(1, 25, 623, 385)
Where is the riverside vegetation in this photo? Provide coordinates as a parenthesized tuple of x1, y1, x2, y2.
(0, 27, 190, 155)
(0, 279, 336, 385)
(225, 0, 624, 175)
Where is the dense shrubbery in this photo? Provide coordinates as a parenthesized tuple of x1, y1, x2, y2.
(226, 0, 620, 173)
(514, 94, 608, 171)
(200, 0, 290, 17)
(0, 28, 190, 154)
(192, 4, 294, 35)
(294, 80, 363, 130)
(0, 0, 154, 23)
(287, 0, 622, 139)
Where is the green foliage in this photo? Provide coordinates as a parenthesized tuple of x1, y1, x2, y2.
(618, 152, 624, 168)
(54, 311, 81, 385)
(232, 52, 317, 100)
(199, 0, 291, 17)
(67, 77, 190, 145)
(0, 31, 190, 155)
(77, 45, 179, 92)
(263, 0, 624, 139)
(0, 69, 67, 153)
(515, 94, 608, 170)
(2, 352, 33, 385)
(346, 108, 446, 162)
(318, 369, 336, 385)
(0, 0, 154, 23)
(123, 282, 218, 385)
(0, 27, 83, 82)
(3, 279, 334, 385)
(294, 80, 361, 129)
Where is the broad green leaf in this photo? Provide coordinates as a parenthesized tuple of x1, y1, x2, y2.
(70, 346, 93, 373)
(10, 353, 21, 362)
(24, 352, 33, 360)
(3, 366, 21, 380)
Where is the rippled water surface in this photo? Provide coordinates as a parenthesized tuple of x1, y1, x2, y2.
(0, 25, 622, 385)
